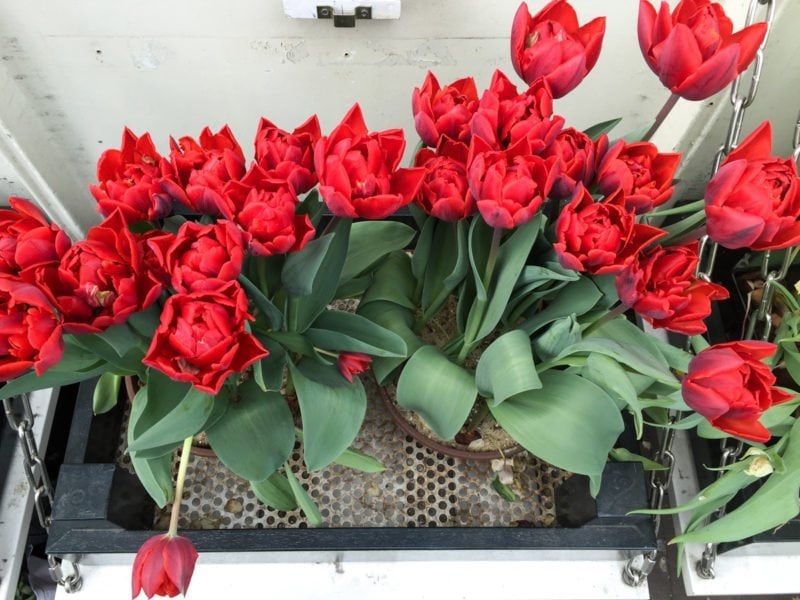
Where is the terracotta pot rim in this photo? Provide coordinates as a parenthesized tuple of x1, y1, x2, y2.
(376, 378, 524, 461)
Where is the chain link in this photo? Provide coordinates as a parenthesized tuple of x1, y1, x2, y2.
(2, 393, 81, 592)
(624, 413, 678, 586)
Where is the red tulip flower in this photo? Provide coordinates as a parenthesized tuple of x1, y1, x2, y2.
(705, 121, 800, 250)
(412, 72, 479, 147)
(413, 138, 475, 222)
(510, 1, 606, 98)
(638, 0, 767, 100)
(254, 115, 321, 195)
(132, 534, 198, 599)
(314, 104, 425, 219)
(337, 352, 372, 383)
(682, 341, 793, 443)
(0, 197, 71, 280)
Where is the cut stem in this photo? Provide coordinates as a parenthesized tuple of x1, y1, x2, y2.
(168, 437, 194, 537)
(641, 93, 680, 143)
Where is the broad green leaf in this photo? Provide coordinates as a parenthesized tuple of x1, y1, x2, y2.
(307, 310, 407, 358)
(357, 301, 421, 384)
(258, 337, 287, 391)
(582, 353, 644, 437)
(339, 220, 416, 286)
(285, 464, 323, 526)
(286, 221, 351, 332)
(533, 315, 582, 362)
(127, 370, 222, 452)
(360, 251, 416, 309)
(127, 305, 161, 340)
(421, 219, 469, 314)
(250, 471, 297, 511)
(261, 330, 332, 365)
(476, 330, 541, 407)
(475, 216, 541, 340)
(130, 449, 175, 508)
(396, 345, 477, 440)
(238, 274, 283, 330)
(92, 372, 121, 415)
(583, 117, 623, 141)
(68, 333, 143, 375)
(0, 353, 107, 400)
(781, 342, 800, 386)
(671, 420, 800, 544)
(411, 216, 435, 280)
(490, 371, 624, 496)
(290, 360, 367, 471)
(557, 337, 676, 385)
(519, 276, 602, 335)
(295, 429, 385, 473)
(205, 381, 295, 481)
(281, 232, 335, 296)
(336, 274, 373, 299)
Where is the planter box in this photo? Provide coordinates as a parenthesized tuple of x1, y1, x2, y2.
(47, 378, 655, 556)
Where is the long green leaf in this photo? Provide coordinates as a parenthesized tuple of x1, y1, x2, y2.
(490, 371, 624, 496)
(130, 449, 175, 508)
(285, 465, 323, 526)
(360, 251, 417, 309)
(127, 370, 221, 452)
(583, 117, 623, 141)
(289, 360, 367, 471)
(205, 381, 295, 481)
(582, 353, 644, 438)
(281, 233, 335, 296)
(238, 274, 283, 330)
(519, 276, 602, 335)
(396, 345, 477, 440)
(339, 220, 416, 286)
(307, 310, 407, 358)
(250, 471, 297, 511)
(475, 330, 541, 406)
(92, 372, 121, 415)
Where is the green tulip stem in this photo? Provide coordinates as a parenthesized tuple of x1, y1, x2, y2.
(583, 302, 628, 336)
(168, 436, 194, 537)
(642, 93, 680, 143)
(321, 215, 342, 237)
(483, 227, 503, 292)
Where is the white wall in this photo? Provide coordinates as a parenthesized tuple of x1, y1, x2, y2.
(0, 0, 794, 234)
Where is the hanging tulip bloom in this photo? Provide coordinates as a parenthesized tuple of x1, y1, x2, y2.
(132, 534, 198, 599)
(510, 1, 606, 98)
(704, 121, 800, 250)
(637, 0, 767, 101)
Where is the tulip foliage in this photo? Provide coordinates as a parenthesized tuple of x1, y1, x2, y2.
(0, 0, 798, 587)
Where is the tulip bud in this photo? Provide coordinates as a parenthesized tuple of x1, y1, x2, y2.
(337, 352, 372, 383)
(132, 533, 198, 599)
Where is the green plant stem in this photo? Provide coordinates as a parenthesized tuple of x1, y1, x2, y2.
(644, 199, 706, 219)
(583, 302, 628, 336)
(168, 437, 193, 537)
(641, 93, 680, 142)
(689, 335, 710, 354)
(771, 281, 800, 313)
(457, 227, 504, 364)
(321, 215, 342, 237)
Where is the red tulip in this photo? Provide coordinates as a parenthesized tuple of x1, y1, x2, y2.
(705, 121, 800, 250)
(595, 138, 681, 214)
(468, 136, 557, 230)
(91, 128, 182, 223)
(0, 197, 71, 280)
(254, 115, 321, 195)
(615, 242, 729, 335)
(314, 104, 425, 219)
(510, 1, 606, 98)
(682, 341, 793, 443)
(540, 128, 597, 199)
(337, 352, 372, 383)
(471, 70, 562, 152)
(638, 0, 767, 100)
(411, 72, 479, 147)
(132, 534, 198, 599)
(554, 186, 664, 275)
(413, 138, 475, 222)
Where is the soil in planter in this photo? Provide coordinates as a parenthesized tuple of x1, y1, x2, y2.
(114, 377, 572, 530)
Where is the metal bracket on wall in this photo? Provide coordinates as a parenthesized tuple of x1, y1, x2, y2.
(317, 5, 371, 27)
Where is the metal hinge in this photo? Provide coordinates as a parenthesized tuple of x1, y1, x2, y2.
(317, 5, 372, 27)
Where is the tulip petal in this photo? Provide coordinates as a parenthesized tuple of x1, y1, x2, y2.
(728, 21, 768, 72)
(655, 24, 703, 91)
(725, 121, 772, 165)
(712, 415, 771, 443)
(637, 0, 658, 67)
(673, 43, 739, 100)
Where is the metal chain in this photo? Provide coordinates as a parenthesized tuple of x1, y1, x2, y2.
(623, 413, 678, 586)
(2, 393, 81, 592)
(694, 1, 777, 576)
(697, 439, 745, 578)
(696, 0, 776, 282)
